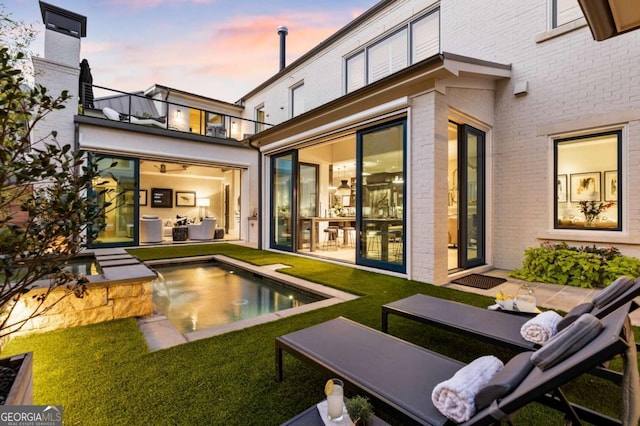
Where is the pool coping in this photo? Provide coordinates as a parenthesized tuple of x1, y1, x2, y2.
(138, 255, 358, 351)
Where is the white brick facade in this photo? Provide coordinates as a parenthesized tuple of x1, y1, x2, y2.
(244, 0, 640, 284)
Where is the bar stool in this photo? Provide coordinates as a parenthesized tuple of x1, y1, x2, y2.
(342, 226, 356, 247)
(323, 226, 339, 250)
(366, 228, 381, 255)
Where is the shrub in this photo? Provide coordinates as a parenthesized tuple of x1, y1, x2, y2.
(511, 241, 639, 288)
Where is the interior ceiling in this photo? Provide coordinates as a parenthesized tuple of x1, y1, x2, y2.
(140, 160, 228, 178)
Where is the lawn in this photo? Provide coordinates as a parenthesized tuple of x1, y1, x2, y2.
(0, 244, 633, 425)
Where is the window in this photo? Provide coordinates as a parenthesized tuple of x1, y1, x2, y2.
(368, 29, 408, 83)
(411, 9, 440, 63)
(554, 131, 621, 230)
(255, 105, 265, 133)
(291, 82, 304, 117)
(553, 0, 583, 28)
(345, 8, 440, 93)
(346, 51, 365, 93)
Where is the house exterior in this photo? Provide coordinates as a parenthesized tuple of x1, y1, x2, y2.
(31, 0, 640, 285)
(240, 0, 640, 285)
(33, 2, 261, 248)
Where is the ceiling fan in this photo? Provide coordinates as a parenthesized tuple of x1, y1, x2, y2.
(154, 163, 189, 174)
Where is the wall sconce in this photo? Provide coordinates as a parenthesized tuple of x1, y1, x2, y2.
(197, 198, 210, 218)
(176, 109, 182, 119)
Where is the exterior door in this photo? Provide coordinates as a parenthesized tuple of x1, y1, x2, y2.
(356, 119, 406, 273)
(458, 125, 485, 268)
(90, 155, 139, 248)
(297, 163, 318, 250)
(271, 152, 296, 251)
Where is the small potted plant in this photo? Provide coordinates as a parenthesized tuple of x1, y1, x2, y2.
(345, 395, 373, 425)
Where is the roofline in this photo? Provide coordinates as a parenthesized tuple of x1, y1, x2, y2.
(245, 51, 511, 146)
(145, 84, 244, 111)
(236, 0, 393, 103)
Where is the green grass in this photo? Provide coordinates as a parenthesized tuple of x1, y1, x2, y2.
(1, 243, 634, 425)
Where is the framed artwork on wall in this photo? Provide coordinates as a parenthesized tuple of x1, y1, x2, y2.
(570, 172, 601, 202)
(604, 170, 618, 202)
(139, 189, 147, 206)
(557, 174, 567, 203)
(176, 191, 196, 207)
(151, 188, 173, 208)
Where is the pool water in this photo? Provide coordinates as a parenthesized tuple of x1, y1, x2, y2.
(152, 262, 322, 334)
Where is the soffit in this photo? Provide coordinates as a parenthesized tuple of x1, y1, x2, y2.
(248, 52, 511, 149)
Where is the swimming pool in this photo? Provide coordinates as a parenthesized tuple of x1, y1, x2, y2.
(152, 261, 323, 334)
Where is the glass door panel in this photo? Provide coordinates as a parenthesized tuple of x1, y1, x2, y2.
(458, 125, 485, 268)
(271, 153, 295, 251)
(298, 163, 318, 250)
(91, 155, 138, 247)
(357, 120, 405, 273)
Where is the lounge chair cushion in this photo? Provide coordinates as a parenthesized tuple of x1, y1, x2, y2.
(557, 302, 594, 331)
(103, 107, 121, 121)
(531, 314, 602, 371)
(592, 276, 635, 308)
(474, 351, 535, 410)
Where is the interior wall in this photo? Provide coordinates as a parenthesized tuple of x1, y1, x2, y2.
(140, 173, 224, 223)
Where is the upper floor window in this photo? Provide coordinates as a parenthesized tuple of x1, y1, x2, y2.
(345, 8, 440, 93)
(412, 10, 440, 63)
(555, 131, 621, 230)
(346, 51, 365, 93)
(553, 0, 583, 28)
(368, 29, 408, 83)
(255, 105, 265, 133)
(291, 82, 304, 117)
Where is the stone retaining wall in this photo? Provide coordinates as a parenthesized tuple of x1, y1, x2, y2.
(3, 249, 156, 342)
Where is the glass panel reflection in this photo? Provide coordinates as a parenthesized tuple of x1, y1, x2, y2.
(360, 123, 404, 266)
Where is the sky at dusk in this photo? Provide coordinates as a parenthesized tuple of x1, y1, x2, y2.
(7, 0, 378, 103)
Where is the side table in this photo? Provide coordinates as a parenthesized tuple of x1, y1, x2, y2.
(281, 402, 390, 426)
(172, 226, 188, 241)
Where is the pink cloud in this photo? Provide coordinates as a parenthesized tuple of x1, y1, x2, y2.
(87, 8, 366, 100)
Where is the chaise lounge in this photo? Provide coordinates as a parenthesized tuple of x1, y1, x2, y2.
(381, 277, 640, 353)
(276, 303, 635, 425)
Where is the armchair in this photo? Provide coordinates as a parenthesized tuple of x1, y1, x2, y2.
(187, 217, 216, 240)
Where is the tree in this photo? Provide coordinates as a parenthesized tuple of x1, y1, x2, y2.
(0, 7, 112, 340)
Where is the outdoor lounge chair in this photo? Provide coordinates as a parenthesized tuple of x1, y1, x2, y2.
(381, 277, 640, 353)
(102, 107, 167, 128)
(276, 302, 634, 425)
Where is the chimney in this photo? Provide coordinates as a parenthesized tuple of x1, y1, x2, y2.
(277, 25, 288, 71)
(39, 1, 87, 67)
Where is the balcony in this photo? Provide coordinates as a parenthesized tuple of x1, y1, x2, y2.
(78, 84, 271, 141)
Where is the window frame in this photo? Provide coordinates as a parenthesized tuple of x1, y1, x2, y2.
(344, 7, 440, 94)
(553, 130, 622, 231)
(552, 0, 584, 28)
(290, 81, 304, 118)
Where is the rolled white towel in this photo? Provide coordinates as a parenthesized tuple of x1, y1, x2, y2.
(431, 355, 504, 423)
(520, 310, 563, 344)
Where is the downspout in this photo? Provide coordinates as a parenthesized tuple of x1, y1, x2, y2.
(248, 138, 263, 249)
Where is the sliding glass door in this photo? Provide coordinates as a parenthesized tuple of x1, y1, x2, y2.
(356, 120, 406, 273)
(458, 125, 485, 269)
(90, 155, 139, 247)
(271, 152, 296, 251)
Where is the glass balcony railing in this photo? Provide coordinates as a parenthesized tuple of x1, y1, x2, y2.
(79, 84, 271, 140)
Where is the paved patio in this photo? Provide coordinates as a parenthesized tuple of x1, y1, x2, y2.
(444, 269, 640, 326)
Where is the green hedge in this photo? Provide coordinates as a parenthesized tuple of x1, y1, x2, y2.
(511, 242, 640, 288)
